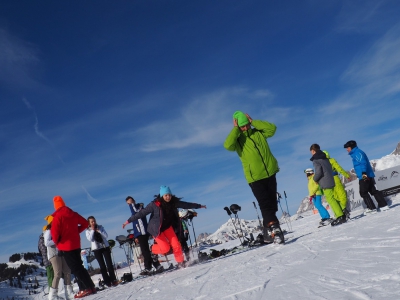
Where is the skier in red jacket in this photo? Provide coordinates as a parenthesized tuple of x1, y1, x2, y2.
(51, 196, 95, 298)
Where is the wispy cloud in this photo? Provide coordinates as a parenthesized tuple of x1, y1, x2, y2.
(121, 87, 274, 152)
(334, 0, 397, 34)
(22, 98, 65, 164)
(0, 28, 41, 89)
(342, 23, 400, 86)
(82, 185, 99, 203)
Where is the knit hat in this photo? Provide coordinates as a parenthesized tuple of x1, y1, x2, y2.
(233, 111, 249, 127)
(53, 195, 66, 211)
(43, 215, 53, 231)
(160, 185, 172, 197)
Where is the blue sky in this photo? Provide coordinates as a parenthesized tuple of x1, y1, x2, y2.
(1, 0, 400, 264)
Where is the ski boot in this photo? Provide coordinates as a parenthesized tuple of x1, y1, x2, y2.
(154, 265, 164, 274)
(319, 218, 333, 227)
(364, 208, 377, 216)
(177, 261, 187, 269)
(264, 221, 285, 244)
(343, 208, 351, 220)
(330, 215, 347, 226)
(378, 205, 390, 212)
(151, 253, 159, 264)
(184, 251, 191, 261)
(139, 268, 153, 276)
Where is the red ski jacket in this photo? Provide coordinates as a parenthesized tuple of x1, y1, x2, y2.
(51, 206, 88, 251)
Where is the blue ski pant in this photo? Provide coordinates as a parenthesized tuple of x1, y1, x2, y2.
(313, 195, 330, 219)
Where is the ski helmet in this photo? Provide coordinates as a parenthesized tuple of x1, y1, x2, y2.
(179, 209, 188, 218)
(304, 168, 314, 174)
(344, 140, 357, 149)
(186, 209, 198, 220)
(229, 204, 241, 214)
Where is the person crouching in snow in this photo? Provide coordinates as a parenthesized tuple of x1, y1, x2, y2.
(304, 168, 332, 227)
(123, 186, 206, 268)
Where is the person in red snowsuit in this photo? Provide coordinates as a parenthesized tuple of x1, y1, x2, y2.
(51, 196, 95, 298)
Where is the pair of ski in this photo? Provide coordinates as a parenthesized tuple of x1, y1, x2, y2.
(125, 263, 176, 283)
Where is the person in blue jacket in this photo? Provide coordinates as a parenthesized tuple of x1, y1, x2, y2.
(344, 140, 389, 214)
(125, 196, 163, 275)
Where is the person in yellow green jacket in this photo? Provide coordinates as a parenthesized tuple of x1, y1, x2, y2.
(305, 168, 332, 226)
(310, 144, 346, 226)
(224, 111, 283, 244)
(322, 150, 351, 218)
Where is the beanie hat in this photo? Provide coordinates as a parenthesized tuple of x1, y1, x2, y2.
(53, 195, 66, 211)
(42, 215, 53, 231)
(233, 111, 249, 127)
(160, 185, 172, 197)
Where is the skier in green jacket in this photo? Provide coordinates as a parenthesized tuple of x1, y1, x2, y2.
(224, 111, 284, 244)
(322, 150, 351, 218)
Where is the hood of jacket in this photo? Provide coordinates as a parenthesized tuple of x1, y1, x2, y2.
(322, 150, 330, 158)
(310, 150, 327, 161)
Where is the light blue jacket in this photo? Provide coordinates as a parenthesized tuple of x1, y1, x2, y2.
(349, 146, 375, 179)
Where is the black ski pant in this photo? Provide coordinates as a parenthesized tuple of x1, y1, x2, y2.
(359, 178, 387, 210)
(137, 234, 160, 270)
(93, 247, 116, 285)
(178, 236, 190, 260)
(249, 174, 279, 227)
(62, 249, 94, 291)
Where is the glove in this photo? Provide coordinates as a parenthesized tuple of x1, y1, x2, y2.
(362, 173, 368, 180)
(309, 196, 314, 203)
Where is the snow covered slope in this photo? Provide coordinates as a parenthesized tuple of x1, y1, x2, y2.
(13, 193, 396, 300)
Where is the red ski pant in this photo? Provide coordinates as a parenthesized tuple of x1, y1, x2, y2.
(152, 226, 184, 263)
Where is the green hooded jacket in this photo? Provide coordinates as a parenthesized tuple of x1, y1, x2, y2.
(223, 119, 279, 183)
(323, 150, 350, 178)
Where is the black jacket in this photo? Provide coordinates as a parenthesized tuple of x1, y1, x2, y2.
(127, 198, 201, 237)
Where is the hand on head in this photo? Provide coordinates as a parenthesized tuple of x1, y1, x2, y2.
(233, 118, 238, 127)
(245, 113, 252, 123)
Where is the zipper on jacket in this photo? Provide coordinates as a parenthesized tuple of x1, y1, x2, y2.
(246, 131, 270, 177)
(157, 205, 162, 237)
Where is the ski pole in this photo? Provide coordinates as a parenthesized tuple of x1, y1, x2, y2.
(230, 204, 247, 243)
(284, 191, 292, 218)
(190, 218, 198, 248)
(283, 191, 293, 231)
(130, 241, 143, 272)
(121, 243, 133, 274)
(186, 221, 193, 249)
(224, 207, 244, 245)
(184, 219, 195, 259)
(252, 201, 263, 229)
(277, 193, 292, 232)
